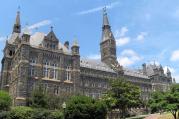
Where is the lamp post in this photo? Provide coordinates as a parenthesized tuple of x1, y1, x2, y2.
(62, 102, 66, 119)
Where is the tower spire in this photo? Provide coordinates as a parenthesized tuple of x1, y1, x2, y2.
(103, 7, 110, 26)
(13, 7, 21, 33)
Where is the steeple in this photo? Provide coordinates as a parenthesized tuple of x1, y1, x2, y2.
(101, 7, 114, 42)
(13, 9, 21, 33)
(100, 7, 117, 66)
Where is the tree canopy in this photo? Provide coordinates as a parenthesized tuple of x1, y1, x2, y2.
(149, 84, 179, 119)
(65, 95, 107, 119)
(103, 77, 141, 118)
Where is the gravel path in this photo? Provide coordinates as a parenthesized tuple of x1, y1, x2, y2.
(144, 114, 161, 119)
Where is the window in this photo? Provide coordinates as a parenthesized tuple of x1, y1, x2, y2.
(30, 58, 36, 64)
(66, 66, 71, 81)
(51, 63, 58, 79)
(30, 66, 35, 76)
(43, 68, 49, 78)
(54, 69, 58, 79)
(54, 85, 59, 95)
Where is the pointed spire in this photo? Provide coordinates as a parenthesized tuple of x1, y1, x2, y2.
(103, 7, 110, 26)
(167, 67, 171, 73)
(13, 7, 21, 33)
(16, 8, 20, 25)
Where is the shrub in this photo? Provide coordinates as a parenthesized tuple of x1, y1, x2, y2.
(0, 90, 12, 111)
(9, 106, 33, 119)
(0, 111, 10, 119)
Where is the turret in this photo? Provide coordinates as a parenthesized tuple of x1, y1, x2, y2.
(71, 39, 80, 94)
(71, 40, 79, 55)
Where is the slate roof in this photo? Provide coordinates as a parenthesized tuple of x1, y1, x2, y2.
(123, 68, 149, 79)
(80, 59, 115, 73)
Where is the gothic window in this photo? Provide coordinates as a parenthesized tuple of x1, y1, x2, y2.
(30, 66, 35, 76)
(54, 85, 59, 95)
(30, 58, 36, 64)
(66, 66, 71, 81)
(43, 67, 49, 78)
(98, 83, 102, 88)
(91, 83, 95, 87)
(85, 81, 89, 87)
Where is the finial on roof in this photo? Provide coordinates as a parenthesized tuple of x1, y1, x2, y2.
(103, 7, 109, 26)
(50, 26, 53, 31)
(103, 7, 107, 15)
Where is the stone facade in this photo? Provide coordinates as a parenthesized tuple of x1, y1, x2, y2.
(0, 9, 173, 106)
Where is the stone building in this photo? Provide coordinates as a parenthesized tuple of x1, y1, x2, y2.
(0, 9, 173, 106)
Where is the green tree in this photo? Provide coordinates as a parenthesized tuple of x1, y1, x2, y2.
(65, 95, 107, 119)
(0, 90, 12, 111)
(105, 77, 141, 118)
(148, 91, 165, 113)
(164, 84, 179, 119)
(148, 84, 179, 119)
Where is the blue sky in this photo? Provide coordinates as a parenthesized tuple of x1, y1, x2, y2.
(0, 0, 179, 82)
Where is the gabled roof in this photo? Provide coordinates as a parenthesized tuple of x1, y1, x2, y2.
(45, 30, 58, 42)
(29, 32, 70, 53)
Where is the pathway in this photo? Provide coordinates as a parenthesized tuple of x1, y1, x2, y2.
(144, 114, 161, 119)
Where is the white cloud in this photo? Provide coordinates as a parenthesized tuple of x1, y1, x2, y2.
(173, 75, 179, 83)
(27, 20, 52, 30)
(87, 54, 100, 60)
(115, 27, 130, 47)
(116, 37, 130, 47)
(163, 66, 175, 74)
(118, 57, 133, 66)
(118, 49, 142, 66)
(136, 32, 148, 41)
(0, 36, 7, 42)
(76, 1, 119, 15)
(115, 26, 128, 37)
(170, 50, 179, 61)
